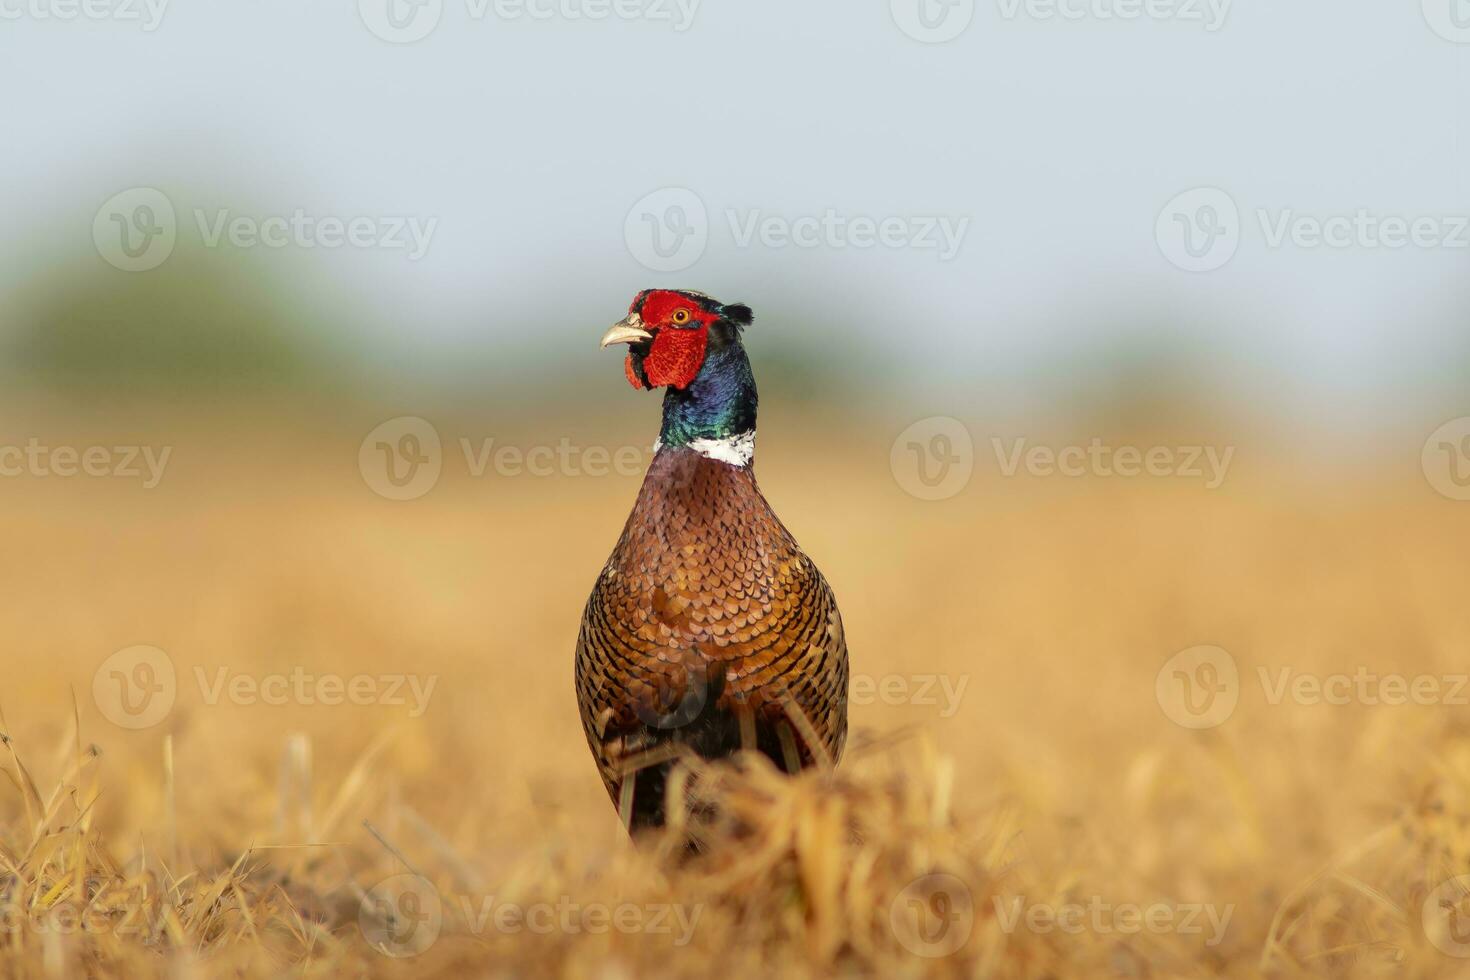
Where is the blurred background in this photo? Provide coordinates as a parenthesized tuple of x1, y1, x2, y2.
(2, 2, 1470, 975)
(3, 0, 1467, 434)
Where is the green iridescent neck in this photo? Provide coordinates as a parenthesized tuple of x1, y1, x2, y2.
(659, 340, 758, 448)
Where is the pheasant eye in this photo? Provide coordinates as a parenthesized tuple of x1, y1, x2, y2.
(671, 309, 692, 325)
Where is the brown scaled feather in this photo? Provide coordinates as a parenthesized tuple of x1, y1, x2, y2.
(575, 445, 849, 833)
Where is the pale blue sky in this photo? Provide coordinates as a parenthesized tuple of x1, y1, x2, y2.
(2, 0, 1467, 428)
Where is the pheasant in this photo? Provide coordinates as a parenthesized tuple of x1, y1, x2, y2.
(575, 289, 849, 832)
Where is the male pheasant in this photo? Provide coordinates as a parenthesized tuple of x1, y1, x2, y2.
(575, 289, 849, 832)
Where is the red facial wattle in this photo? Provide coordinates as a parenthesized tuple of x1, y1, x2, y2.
(624, 354, 645, 390)
(640, 326, 708, 390)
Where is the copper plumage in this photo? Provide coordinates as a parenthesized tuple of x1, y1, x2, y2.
(575, 290, 849, 832)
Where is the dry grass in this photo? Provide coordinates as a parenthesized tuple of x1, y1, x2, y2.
(2, 414, 1470, 977)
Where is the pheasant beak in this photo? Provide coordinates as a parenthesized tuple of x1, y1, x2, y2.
(600, 314, 653, 349)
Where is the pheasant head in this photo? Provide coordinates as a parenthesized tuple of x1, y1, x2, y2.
(601, 290, 758, 462)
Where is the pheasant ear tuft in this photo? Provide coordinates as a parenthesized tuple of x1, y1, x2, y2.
(721, 303, 754, 327)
